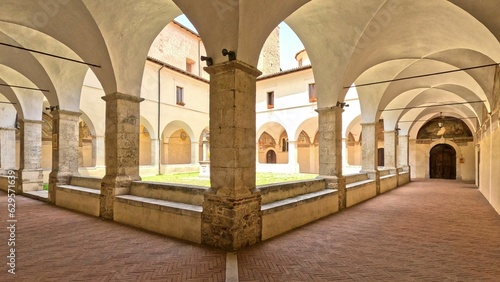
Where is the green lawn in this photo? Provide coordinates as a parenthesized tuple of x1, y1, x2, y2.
(142, 172, 318, 187)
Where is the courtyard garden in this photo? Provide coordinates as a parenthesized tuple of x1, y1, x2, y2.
(141, 172, 318, 187)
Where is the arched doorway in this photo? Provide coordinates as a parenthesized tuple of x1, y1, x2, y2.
(430, 144, 456, 179)
(266, 150, 277, 164)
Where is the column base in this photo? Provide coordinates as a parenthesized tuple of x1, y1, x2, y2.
(320, 175, 347, 210)
(48, 171, 76, 204)
(100, 174, 139, 219)
(201, 190, 262, 251)
(18, 169, 43, 194)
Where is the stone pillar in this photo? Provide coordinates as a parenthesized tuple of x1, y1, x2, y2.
(151, 138, 160, 168)
(48, 110, 80, 203)
(288, 140, 299, 173)
(18, 120, 43, 193)
(383, 130, 397, 172)
(317, 106, 346, 209)
(191, 142, 200, 164)
(202, 60, 262, 251)
(95, 135, 105, 167)
(360, 122, 380, 194)
(100, 93, 143, 219)
(398, 135, 410, 172)
(0, 127, 17, 174)
(341, 138, 349, 168)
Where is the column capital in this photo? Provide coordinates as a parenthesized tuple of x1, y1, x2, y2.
(51, 109, 81, 119)
(360, 122, 378, 126)
(204, 60, 262, 77)
(315, 106, 344, 114)
(101, 92, 145, 103)
(20, 119, 43, 125)
(0, 127, 17, 131)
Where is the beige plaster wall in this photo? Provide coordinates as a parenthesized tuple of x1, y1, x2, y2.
(479, 133, 493, 210)
(348, 143, 362, 166)
(489, 128, 500, 214)
(165, 129, 191, 164)
(149, 22, 209, 79)
(410, 140, 475, 181)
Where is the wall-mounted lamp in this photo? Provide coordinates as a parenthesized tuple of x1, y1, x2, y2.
(45, 105, 59, 112)
(336, 101, 349, 108)
(222, 49, 236, 61)
(201, 56, 213, 66)
(438, 112, 444, 128)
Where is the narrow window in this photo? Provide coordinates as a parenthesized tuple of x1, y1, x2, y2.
(267, 91, 274, 109)
(176, 86, 185, 106)
(308, 83, 317, 102)
(281, 137, 289, 152)
(298, 58, 303, 67)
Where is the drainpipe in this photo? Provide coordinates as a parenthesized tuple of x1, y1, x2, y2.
(158, 65, 164, 175)
(198, 39, 202, 76)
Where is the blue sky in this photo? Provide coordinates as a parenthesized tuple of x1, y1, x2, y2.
(174, 15, 304, 71)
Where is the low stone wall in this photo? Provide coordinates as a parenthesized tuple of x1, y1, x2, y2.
(398, 171, 411, 185)
(114, 196, 202, 243)
(56, 186, 100, 216)
(55, 176, 101, 216)
(130, 181, 207, 206)
(259, 179, 326, 204)
(346, 181, 377, 207)
(344, 173, 370, 184)
(113, 181, 205, 244)
(380, 174, 398, 193)
(259, 179, 339, 240)
(345, 173, 376, 207)
(70, 176, 102, 189)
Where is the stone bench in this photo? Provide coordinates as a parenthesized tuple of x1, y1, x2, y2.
(344, 173, 377, 207)
(55, 176, 102, 217)
(380, 173, 398, 193)
(259, 179, 339, 240)
(113, 181, 206, 244)
(398, 171, 411, 186)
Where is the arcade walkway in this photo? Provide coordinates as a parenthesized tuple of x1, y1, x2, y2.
(1, 179, 499, 281)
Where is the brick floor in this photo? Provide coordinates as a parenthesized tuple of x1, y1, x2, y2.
(0, 192, 226, 282)
(0, 179, 499, 281)
(239, 179, 500, 281)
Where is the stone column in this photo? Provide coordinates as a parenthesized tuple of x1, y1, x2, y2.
(288, 140, 299, 173)
(398, 135, 410, 172)
(383, 130, 398, 172)
(317, 106, 346, 209)
(100, 93, 143, 219)
(0, 127, 17, 174)
(18, 120, 43, 193)
(202, 60, 262, 251)
(151, 138, 160, 169)
(341, 138, 349, 168)
(95, 135, 105, 167)
(360, 122, 380, 194)
(48, 110, 80, 203)
(191, 142, 200, 164)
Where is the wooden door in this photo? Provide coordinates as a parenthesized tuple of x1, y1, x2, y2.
(430, 144, 456, 179)
(266, 150, 277, 164)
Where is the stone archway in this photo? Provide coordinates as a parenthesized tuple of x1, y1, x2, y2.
(430, 144, 456, 179)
